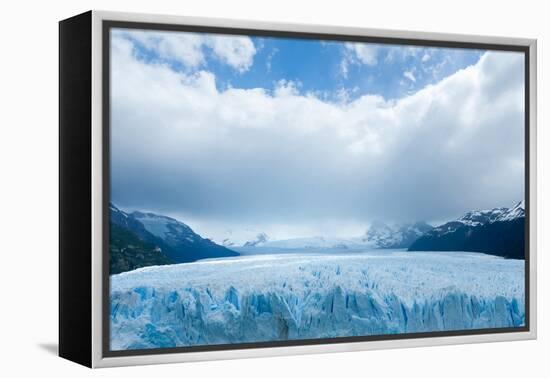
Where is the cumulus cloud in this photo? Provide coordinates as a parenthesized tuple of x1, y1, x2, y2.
(113, 28, 256, 72)
(340, 42, 378, 78)
(345, 42, 378, 65)
(206, 34, 256, 73)
(110, 34, 525, 235)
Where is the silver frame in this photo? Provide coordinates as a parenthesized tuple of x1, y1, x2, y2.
(90, 10, 537, 368)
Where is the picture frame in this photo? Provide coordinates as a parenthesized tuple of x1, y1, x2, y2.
(59, 10, 537, 368)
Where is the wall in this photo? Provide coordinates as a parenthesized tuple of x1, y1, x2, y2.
(0, 0, 545, 376)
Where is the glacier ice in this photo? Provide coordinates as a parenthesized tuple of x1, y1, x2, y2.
(109, 251, 525, 350)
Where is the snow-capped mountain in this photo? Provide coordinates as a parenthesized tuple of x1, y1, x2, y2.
(419, 201, 524, 237)
(109, 204, 237, 272)
(362, 221, 433, 249)
(409, 201, 525, 259)
(455, 207, 508, 227)
(494, 200, 525, 222)
(242, 221, 432, 250)
(131, 211, 201, 246)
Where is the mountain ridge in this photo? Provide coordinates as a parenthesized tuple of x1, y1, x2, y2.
(362, 221, 433, 249)
(409, 201, 525, 259)
(109, 204, 238, 273)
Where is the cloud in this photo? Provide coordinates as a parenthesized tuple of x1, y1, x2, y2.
(403, 70, 416, 82)
(345, 42, 378, 65)
(265, 47, 278, 73)
(334, 86, 360, 104)
(110, 34, 525, 234)
(384, 45, 423, 63)
(339, 58, 350, 79)
(340, 42, 378, 78)
(207, 35, 256, 73)
(113, 28, 256, 73)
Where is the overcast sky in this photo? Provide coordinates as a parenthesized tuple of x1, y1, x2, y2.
(109, 28, 525, 241)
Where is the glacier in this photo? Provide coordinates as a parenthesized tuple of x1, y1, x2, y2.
(110, 250, 525, 350)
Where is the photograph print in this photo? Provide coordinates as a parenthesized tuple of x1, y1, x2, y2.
(107, 25, 527, 352)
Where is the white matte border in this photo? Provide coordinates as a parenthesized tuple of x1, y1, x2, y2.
(90, 10, 537, 368)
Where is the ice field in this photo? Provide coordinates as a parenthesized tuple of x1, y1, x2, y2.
(110, 250, 525, 350)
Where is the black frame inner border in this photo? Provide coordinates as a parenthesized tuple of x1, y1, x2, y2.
(102, 19, 531, 358)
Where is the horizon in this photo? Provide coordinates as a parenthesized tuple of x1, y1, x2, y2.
(110, 198, 524, 244)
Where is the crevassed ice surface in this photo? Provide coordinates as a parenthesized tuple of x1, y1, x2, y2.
(110, 251, 525, 350)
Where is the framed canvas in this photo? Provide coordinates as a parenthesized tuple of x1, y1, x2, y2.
(59, 10, 537, 368)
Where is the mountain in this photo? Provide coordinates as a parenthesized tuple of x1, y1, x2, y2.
(219, 229, 271, 247)
(362, 221, 433, 249)
(109, 204, 238, 273)
(109, 223, 173, 274)
(494, 200, 525, 222)
(244, 221, 432, 250)
(408, 201, 525, 259)
(243, 232, 270, 247)
(129, 211, 237, 262)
